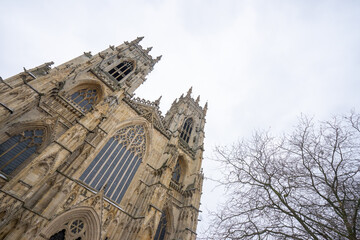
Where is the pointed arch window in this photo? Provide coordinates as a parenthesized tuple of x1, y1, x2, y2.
(180, 118, 193, 143)
(172, 160, 181, 183)
(67, 87, 99, 112)
(108, 61, 134, 81)
(0, 128, 44, 175)
(154, 212, 167, 240)
(80, 125, 146, 204)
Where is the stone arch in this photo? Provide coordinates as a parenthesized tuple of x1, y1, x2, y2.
(172, 154, 189, 184)
(0, 121, 53, 177)
(153, 207, 173, 240)
(40, 206, 101, 240)
(79, 121, 150, 205)
(63, 82, 104, 113)
(162, 204, 175, 238)
(112, 118, 152, 161)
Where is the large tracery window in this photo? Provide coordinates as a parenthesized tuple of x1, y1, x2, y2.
(67, 88, 99, 113)
(180, 118, 193, 143)
(172, 160, 181, 183)
(0, 128, 44, 175)
(154, 212, 167, 240)
(108, 61, 134, 81)
(80, 125, 146, 204)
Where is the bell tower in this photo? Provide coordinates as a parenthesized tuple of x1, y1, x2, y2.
(165, 87, 207, 151)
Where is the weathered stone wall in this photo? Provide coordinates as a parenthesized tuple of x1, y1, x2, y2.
(0, 39, 205, 240)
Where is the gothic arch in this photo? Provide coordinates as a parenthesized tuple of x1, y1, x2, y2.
(180, 117, 194, 143)
(153, 208, 173, 240)
(172, 155, 188, 184)
(63, 82, 104, 113)
(40, 207, 101, 240)
(112, 118, 152, 161)
(61, 79, 105, 97)
(0, 120, 53, 176)
(79, 120, 150, 205)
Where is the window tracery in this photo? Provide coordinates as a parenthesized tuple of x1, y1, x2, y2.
(0, 129, 44, 175)
(66, 88, 99, 112)
(80, 125, 146, 204)
(180, 118, 193, 143)
(108, 61, 134, 81)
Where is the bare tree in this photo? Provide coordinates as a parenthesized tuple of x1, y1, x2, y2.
(208, 113, 360, 240)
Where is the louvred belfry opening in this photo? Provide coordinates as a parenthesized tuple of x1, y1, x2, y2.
(180, 118, 193, 143)
(108, 61, 134, 81)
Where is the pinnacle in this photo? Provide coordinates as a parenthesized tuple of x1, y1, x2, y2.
(186, 86, 193, 97)
(154, 95, 162, 106)
(130, 36, 144, 45)
(196, 95, 200, 103)
(146, 47, 153, 53)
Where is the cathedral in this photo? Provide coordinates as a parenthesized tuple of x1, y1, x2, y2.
(0, 37, 206, 240)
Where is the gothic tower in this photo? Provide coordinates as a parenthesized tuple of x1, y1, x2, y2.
(0, 37, 206, 240)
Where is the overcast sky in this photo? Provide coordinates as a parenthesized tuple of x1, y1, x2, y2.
(1, 0, 360, 237)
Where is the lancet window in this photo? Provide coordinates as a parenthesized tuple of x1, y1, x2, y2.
(67, 87, 99, 112)
(172, 160, 181, 182)
(80, 125, 146, 204)
(0, 128, 44, 175)
(108, 61, 134, 81)
(180, 118, 193, 143)
(154, 212, 167, 240)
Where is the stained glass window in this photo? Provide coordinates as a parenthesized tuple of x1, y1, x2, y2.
(154, 212, 167, 240)
(180, 118, 193, 143)
(172, 160, 181, 182)
(0, 129, 44, 175)
(67, 88, 99, 112)
(80, 125, 146, 204)
(108, 61, 134, 81)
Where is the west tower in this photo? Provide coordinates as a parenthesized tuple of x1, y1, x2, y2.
(0, 38, 206, 240)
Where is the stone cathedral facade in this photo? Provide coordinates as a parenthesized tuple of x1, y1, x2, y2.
(0, 37, 206, 240)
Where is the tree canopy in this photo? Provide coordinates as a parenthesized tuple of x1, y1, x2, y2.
(208, 113, 360, 240)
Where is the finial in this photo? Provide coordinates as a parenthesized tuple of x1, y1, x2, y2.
(196, 95, 200, 103)
(180, 93, 184, 98)
(154, 95, 162, 106)
(145, 47, 153, 54)
(186, 86, 193, 97)
(154, 55, 162, 63)
(131, 36, 144, 45)
(203, 101, 208, 115)
(172, 98, 177, 105)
